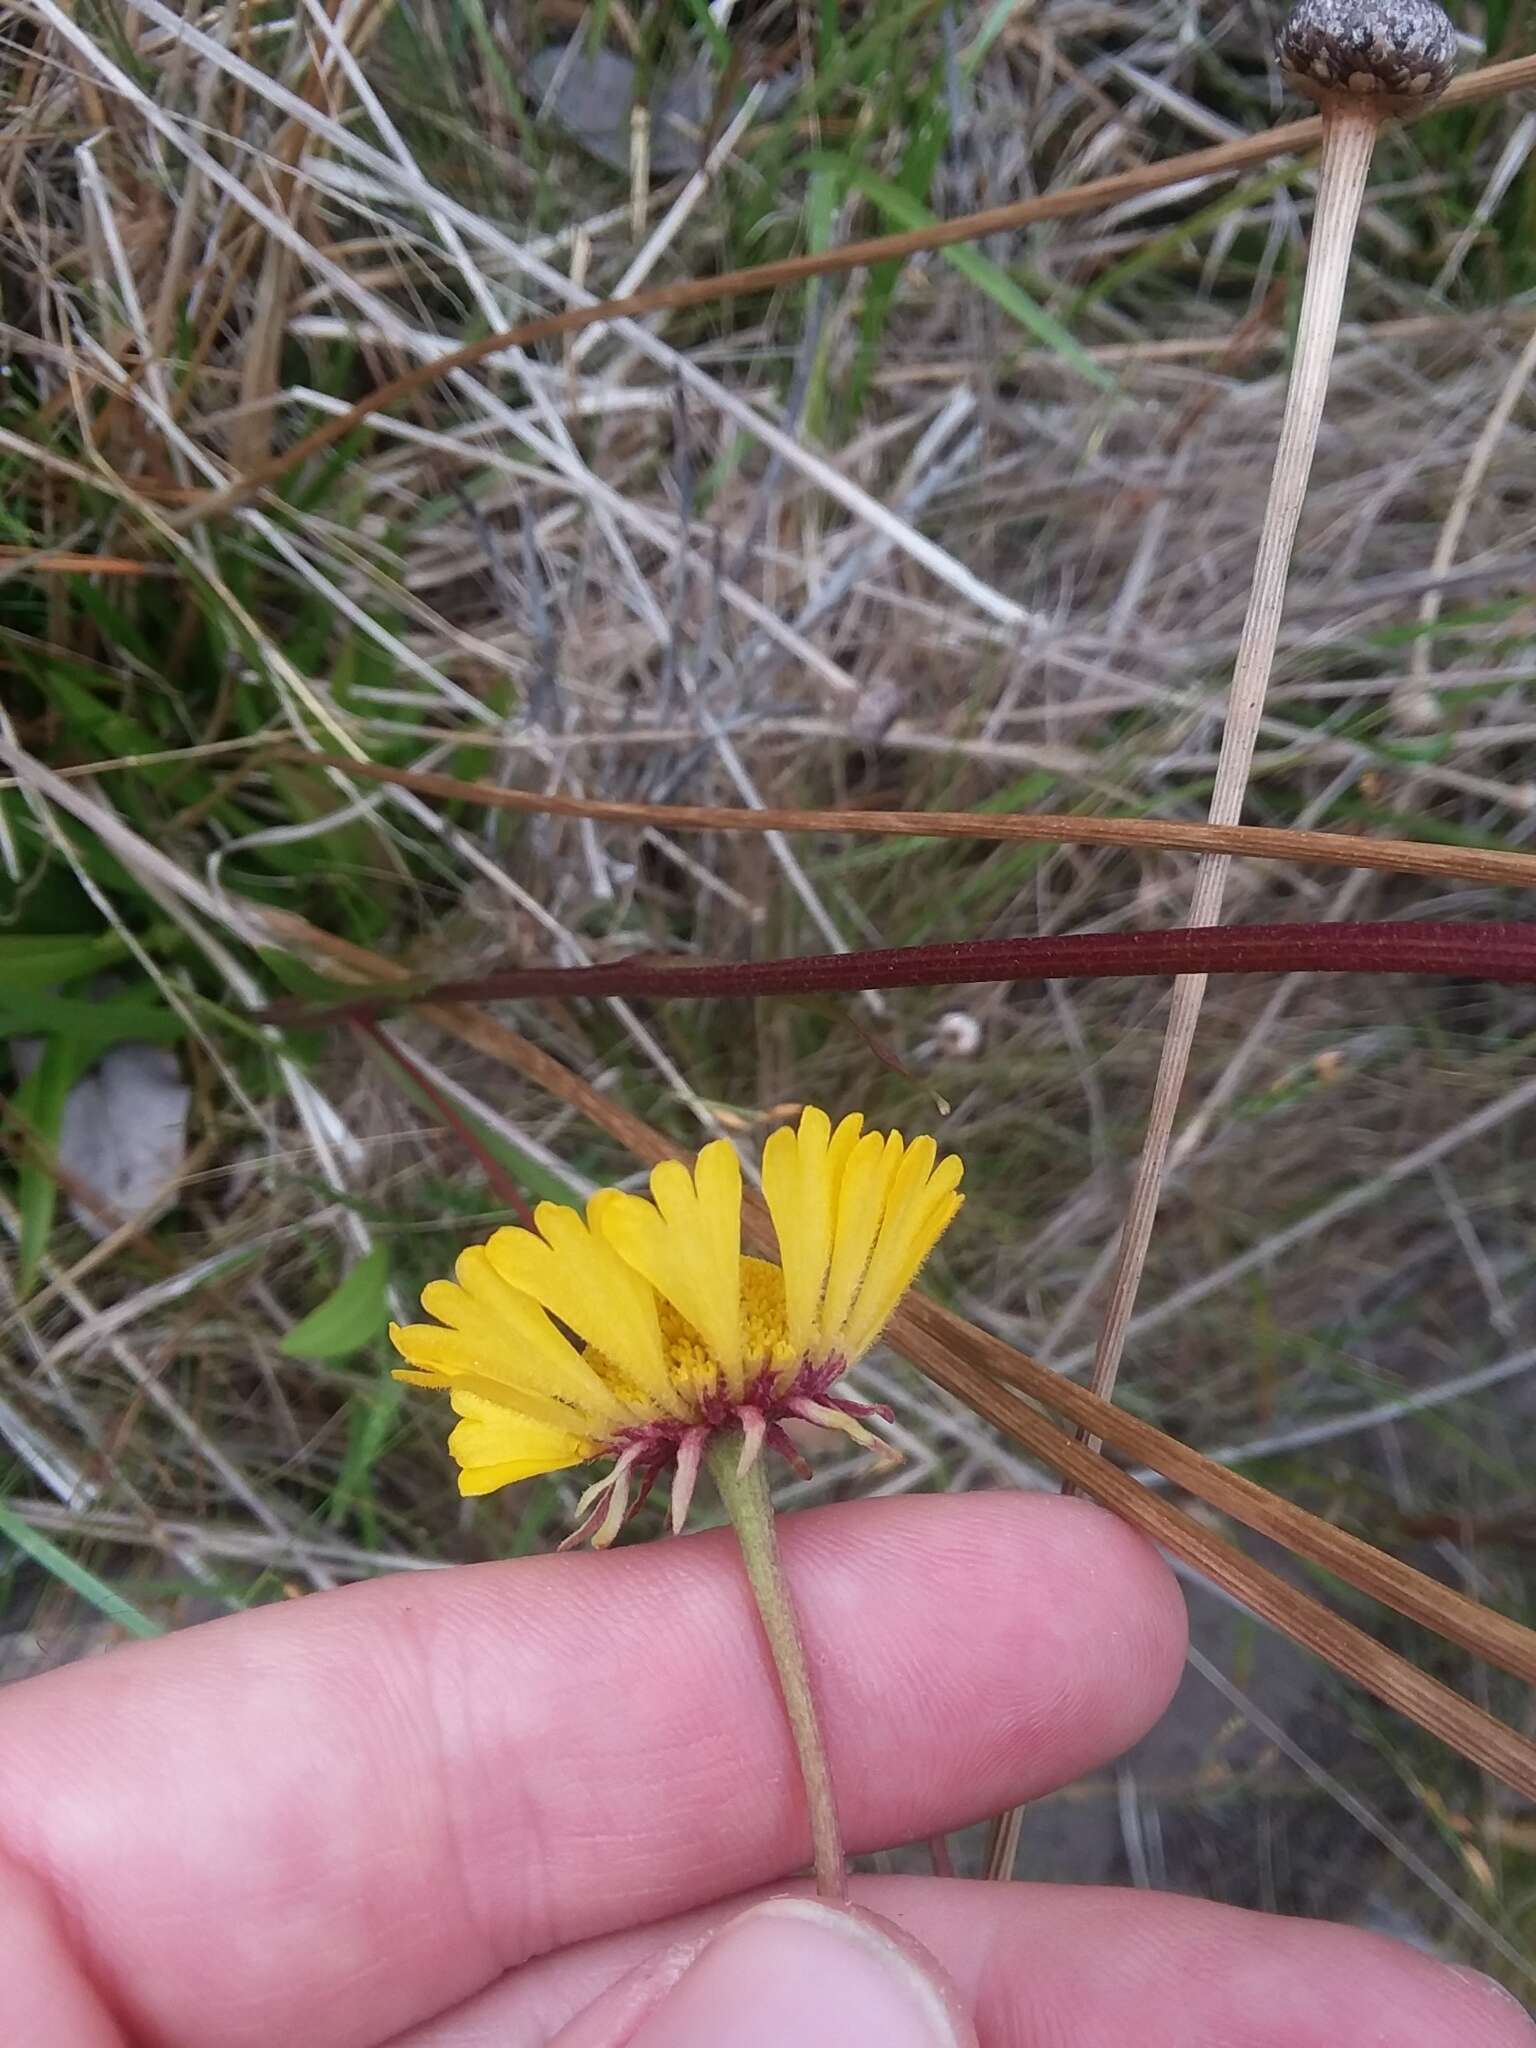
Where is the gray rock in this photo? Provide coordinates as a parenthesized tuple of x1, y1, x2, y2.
(529, 43, 795, 176)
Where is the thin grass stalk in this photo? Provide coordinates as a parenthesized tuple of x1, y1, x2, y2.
(282, 753, 1536, 895)
(347, 1018, 535, 1225)
(900, 1296, 1536, 1686)
(177, 54, 1536, 519)
(891, 1319, 1536, 1806)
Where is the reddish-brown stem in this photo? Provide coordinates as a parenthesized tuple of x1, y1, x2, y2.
(273, 920, 1536, 1024)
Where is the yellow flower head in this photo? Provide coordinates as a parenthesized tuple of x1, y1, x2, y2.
(389, 1107, 963, 1545)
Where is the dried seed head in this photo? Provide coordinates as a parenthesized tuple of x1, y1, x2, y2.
(935, 1010, 983, 1059)
(1277, 0, 1457, 111)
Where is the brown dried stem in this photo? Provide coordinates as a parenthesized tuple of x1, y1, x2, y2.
(892, 1307, 1536, 1806)
(177, 53, 1536, 524)
(280, 752, 1536, 897)
(900, 1296, 1536, 1688)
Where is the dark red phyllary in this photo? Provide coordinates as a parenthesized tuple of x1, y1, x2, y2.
(1277, 0, 1457, 109)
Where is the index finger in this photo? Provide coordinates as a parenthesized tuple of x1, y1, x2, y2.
(0, 1492, 1184, 2048)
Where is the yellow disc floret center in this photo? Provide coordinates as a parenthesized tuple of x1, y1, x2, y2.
(591, 1255, 802, 1412)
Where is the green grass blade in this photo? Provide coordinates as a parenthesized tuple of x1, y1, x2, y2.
(11, 1033, 90, 1295)
(280, 1244, 392, 1361)
(0, 931, 133, 991)
(826, 161, 1114, 391)
(961, 0, 1031, 75)
(0, 1499, 163, 1638)
(326, 1380, 404, 1536)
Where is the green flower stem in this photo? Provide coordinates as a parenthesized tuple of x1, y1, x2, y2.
(707, 1434, 848, 1903)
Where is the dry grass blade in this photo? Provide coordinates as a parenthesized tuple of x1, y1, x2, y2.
(174, 51, 1536, 520)
(282, 754, 1536, 896)
(900, 1296, 1536, 1687)
(1409, 320, 1536, 694)
(889, 1310, 1536, 1807)
(253, 905, 1536, 1802)
(345, 1018, 535, 1227)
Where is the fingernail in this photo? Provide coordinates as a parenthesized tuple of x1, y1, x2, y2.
(623, 1897, 973, 2048)
(1447, 1965, 1536, 2032)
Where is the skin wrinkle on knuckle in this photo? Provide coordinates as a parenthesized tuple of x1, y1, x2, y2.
(398, 1582, 571, 1974)
(964, 1903, 1534, 2048)
(1179, 1918, 1532, 2048)
(1008, 1507, 1186, 1735)
(411, 1540, 799, 1962)
(972, 1917, 1050, 2048)
(0, 1824, 128, 2047)
(807, 1500, 1179, 1807)
(26, 1497, 1525, 2048)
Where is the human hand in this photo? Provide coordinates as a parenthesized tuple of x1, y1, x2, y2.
(0, 1493, 1528, 2046)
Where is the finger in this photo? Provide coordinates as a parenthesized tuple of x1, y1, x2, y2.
(0, 1845, 123, 2048)
(385, 1877, 1535, 2048)
(0, 1494, 1183, 2048)
(615, 1900, 975, 2048)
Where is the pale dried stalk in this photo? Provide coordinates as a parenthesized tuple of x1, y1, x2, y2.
(902, 1297, 1536, 1686)
(893, 1311, 1536, 1807)
(982, 103, 1381, 1886)
(1082, 103, 1380, 1425)
(1408, 319, 1536, 690)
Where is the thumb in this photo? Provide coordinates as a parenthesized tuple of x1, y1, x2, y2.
(621, 1897, 976, 2048)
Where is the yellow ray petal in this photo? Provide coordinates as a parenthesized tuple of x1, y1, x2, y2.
(594, 1140, 745, 1397)
(820, 1129, 906, 1344)
(390, 1364, 448, 1389)
(432, 1248, 634, 1427)
(839, 1134, 940, 1349)
(841, 1150, 964, 1361)
(437, 1369, 610, 1441)
(763, 1107, 832, 1358)
(447, 1387, 590, 1496)
(388, 1321, 482, 1387)
(392, 1323, 613, 1439)
(485, 1205, 683, 1418)
(824, 1112, 865, 1222)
